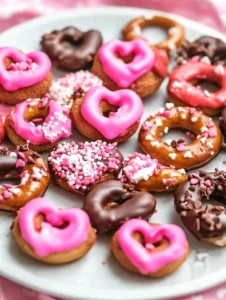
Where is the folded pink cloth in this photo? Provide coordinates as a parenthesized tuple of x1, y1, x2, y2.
(0, 1, 225, 300)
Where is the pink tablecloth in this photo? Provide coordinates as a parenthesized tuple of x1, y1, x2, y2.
(0, 1, 226, 300)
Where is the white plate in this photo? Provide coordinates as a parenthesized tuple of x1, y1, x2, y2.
(0, 6, 226, 300)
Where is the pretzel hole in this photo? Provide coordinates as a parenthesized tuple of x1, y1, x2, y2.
(133, 231, 169, 252)
(61, 35, 83, 50)
(99, 100, 119, 117)
(191, 79, 220, 93)
(115, 53, 135, 64)
(162, 128, 196, 144)
(34, 214, 69, 231)
(141, 26, 167, 44)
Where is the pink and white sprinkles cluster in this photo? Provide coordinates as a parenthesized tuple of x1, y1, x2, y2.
(49, 71, 103, 112)
(121, 152, 161, 183)
(12, 97, 72, 145)
(7, 59, 37, 72)
(48, 140, 122, 192)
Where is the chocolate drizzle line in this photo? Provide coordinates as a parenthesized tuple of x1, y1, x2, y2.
(174, 169, 226, 240)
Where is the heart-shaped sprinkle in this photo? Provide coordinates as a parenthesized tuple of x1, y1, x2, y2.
(19, 198, 90, 256)
(118, 219, 187, 274)
(0, 47, 51, 91)
(81, 86, 143, 139)
(98, 39, 155, 88)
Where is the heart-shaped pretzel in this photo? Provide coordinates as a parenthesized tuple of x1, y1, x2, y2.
(81, 86, 143, 140)
(0, 47, 51, 91)
(98, 39, 155, 88)
(19, 198, 90, 256)
(117, 219, 187, 274)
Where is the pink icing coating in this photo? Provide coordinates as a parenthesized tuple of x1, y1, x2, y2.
(98, 39, 155, 88)
(118, 219, 187, 274)
(81, 86, 143, 139)
(19, 198, 90, 257)
(0, 47, 51, 91)
(9, 97, 71, 145)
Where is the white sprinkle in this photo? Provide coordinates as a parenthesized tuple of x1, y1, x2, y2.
(191, 117, 198, 122)
(9, 152, 17, 157)
(158, 107, 165, 114)
(204, 90, 211, 97)
(200, 56, 211, 64)
(144, 13, 153, 20)
(165, 103, 174, 109)
(201, 126, 208, 132)
(164, 139, 172, 146)
(172, 81, 182, 88)
(200, 137, 207, 144)
(155, 119, 163, 127)
(150, 141, 158, 146)
(169, 153, 177, 160)
(145, 134, 152, 141)
(178, 169, 186, 174)
(184, 151, 193, 158)
(164, 127, 169, 133)
(177, 107, 184, 112)
(215, 64, 225, 75)
(181, 114, 186, 119)
(186, 86, 193, 92)
(207, 141, 214, 149)
(211, 151, 215, 155)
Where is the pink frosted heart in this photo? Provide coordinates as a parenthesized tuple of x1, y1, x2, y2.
(98, 39, 155, 88)
(81, 86, 143, 140)
(0, 47, 51, 91)
(19, 198, 90, 256)
(118, 219, 187, 274)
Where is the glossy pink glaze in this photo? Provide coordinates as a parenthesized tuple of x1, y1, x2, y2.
(0, 47, 51, 91)
(168, 62, 226, 109)
(9, 98, 71, 145)
(98, 39, 155, 88)
(81, 86, 143, 139)
(19, 198, 90, 257)
(118, 219, 187, 274)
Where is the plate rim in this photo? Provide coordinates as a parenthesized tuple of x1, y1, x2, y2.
(0, 5, 226, 300)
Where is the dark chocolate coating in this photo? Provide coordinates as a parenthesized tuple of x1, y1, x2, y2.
(83, 180, 156, 233)
(40, 26, 103, 71)
(177, 36, 226, 65)
(174, 170, 226, 241)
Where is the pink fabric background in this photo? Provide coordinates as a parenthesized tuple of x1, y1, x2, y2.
(0, 0, 226, 299)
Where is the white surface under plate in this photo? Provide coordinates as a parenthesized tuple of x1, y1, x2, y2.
(0, 6, 226, 300)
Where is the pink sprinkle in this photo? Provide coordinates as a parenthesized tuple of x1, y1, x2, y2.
(108, 162, 116, 168)
(102, 260, 107, 265)
(18, 152, 25, 160)
(32, 118, 44, 123)
(145, 243, 155, 250)
(3, 184, 13, 189)
(16, 159, 25, 168)
(208, 129, 217, 137)
(169, 165, 175, 169)
(203, 180, 211, 187)
(161, 110, 171, 118)
(18, 61, 28, 71)
(38, 98, 49, 108)
(190, 178, 199, 185)
(189, 108, 196, 114)
(191, 55, 200, 62)
(176, 143, 186, 152)
(207, 120, 214, 128)
(62, 158, 69, 166)
(20, 170, 27, 178)
(164, 178, 173, 185)
(3, 190, 12, 199)
(186, 131, 196, 139)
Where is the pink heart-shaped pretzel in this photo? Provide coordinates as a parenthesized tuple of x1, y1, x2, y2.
(0, 47, 51, 91)
(19, 198, 90, 256)
(98, 39, 155, 88)
(81, 86, 143, 139)
(118, 219, 187, 274)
